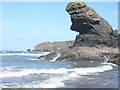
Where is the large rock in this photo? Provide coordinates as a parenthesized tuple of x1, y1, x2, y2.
(38, 2, 119, 65)
(66, 2, 119, 47)
(38, 47, 105, 61)
(38, 46, 119, 64)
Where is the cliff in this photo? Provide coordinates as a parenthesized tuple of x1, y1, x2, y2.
(66, 2, 118, 47)
(34, 41, 74, 52)
(38, 2, 119, 65)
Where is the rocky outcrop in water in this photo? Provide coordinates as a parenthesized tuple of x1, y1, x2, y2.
(66, 2, 119, 47)
(38, 2, 119, 65)
(34, 41, 74, 52)
(38, 46, 118, 63)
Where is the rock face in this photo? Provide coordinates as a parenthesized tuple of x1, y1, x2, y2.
(103, 53, 120, 65)
(34, 41, 74, 52)
(66, 2, 118, 47)
(38, 2, 119, 65)
(38, 46, 118, 63)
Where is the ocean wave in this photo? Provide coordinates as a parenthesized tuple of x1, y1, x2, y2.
(50, 53, 61, 62)
(0, 68, 68, 78)
(0, 52, 50, 56)
(102, 62, 117, 66)
(28, 58, 40, 61)
(0, 66, 22, 72)
(102, 56, 117, 66)
(1, 64, 113, 78)
(1, 64, 114, 88)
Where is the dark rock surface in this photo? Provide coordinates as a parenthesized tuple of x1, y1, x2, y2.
(39, 47, 105, 61)
(38, 2, 119, 65)
(103, 53, 120, 65)
(66, 2, 119, 47)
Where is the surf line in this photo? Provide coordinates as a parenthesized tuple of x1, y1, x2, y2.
(50, 53, 61, 62)
(102, 56, 116, 66)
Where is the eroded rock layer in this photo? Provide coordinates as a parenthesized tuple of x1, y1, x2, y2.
(66, 2, 118, 47)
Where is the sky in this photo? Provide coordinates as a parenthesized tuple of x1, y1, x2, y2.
(1, 2, 118, 51)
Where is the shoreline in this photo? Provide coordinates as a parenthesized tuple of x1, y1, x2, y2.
(38, 45, 119, 65)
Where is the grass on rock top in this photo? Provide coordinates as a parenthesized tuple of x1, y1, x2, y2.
(66, 2, 90, 13)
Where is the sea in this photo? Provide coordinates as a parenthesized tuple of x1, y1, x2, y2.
(0, 51, 119, 88)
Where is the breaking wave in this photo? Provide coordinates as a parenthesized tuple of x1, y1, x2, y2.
(1, 64, 113, 88)
(0, 52, 50, 56)
(1, 52, 118, 88)
(1, 64, 113, 78)
(50, 53, 61, 62)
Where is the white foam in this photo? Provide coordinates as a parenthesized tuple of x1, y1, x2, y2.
(0, 69, 33, 78)
(28, 58, 39, 61)
(102, 56, 117, 66)
(2, 76, 66, 88)
(1, 64, 113, 78)
(39, 64, 113, 88)
(39, 76, 66, 88)
(0, 68, 68, 78)
(102, 62, 117, 66)
(1, 64, 114, 88)
(73, 65, 113, 75)
(0, 84, 3, 90)
(0, 53, 15, 56)
(0, 52, 50, 56)
(90, 61, 94, 62)
(0, 66, 20, 72)
(108, 63, 117, 66)
(103, 56, 109, 63)
(50, 53, 61, 62)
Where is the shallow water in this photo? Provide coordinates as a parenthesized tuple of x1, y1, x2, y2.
(0, 51, 118, 88)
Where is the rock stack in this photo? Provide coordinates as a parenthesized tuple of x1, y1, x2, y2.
(38, 2, 119, 65)
(66, 2, 118, 47)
